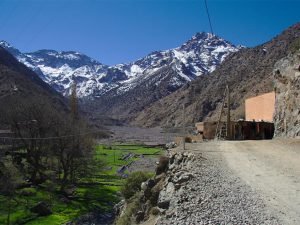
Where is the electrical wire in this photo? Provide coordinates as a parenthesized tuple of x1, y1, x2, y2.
(204, 0, 214, 35)
(0, 131, 100, 140)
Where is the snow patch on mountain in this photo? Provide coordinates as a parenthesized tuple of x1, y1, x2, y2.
(0, 33, 240, 98)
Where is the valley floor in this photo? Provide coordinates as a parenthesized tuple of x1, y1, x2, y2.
(157, 139, 300, 225)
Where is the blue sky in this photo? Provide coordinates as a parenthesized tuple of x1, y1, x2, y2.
(0, 0, 300, 65)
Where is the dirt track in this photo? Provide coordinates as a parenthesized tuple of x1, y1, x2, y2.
(187, 139, 300, 225)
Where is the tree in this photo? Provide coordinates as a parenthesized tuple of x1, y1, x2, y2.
(70, 79, 78, 121)
(0, 160, 22, 225)
(4, 98, 61, 184)
(3, 96, 97, 192)
(52, 117, 94, 190)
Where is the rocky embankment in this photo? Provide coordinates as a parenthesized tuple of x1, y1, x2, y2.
(123, 149, 281, 225)
(274, 50, 300, 137)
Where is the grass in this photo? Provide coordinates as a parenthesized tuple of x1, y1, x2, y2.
(94, 144, 161, 176)
(0, 144, 163, 225)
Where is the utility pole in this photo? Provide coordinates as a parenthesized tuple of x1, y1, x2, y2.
(226, 85, 231, 140)
(215, 84, 231, 140)
(183, 104, 185, 150)
(182, 96, 187, 150)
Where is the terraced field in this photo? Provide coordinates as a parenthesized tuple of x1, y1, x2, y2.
(0, 144, 163, 225)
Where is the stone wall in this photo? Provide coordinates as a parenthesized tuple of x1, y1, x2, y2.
(274, 51, 300, 137)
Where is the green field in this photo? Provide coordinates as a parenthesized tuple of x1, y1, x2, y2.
(0, 144, 163, 225)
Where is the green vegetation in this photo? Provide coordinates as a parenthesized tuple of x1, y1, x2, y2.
(121, 171, 153, 200)
(95, 144, 161, 176)
(289, 37, 300, 53)
(0, 144, 162, 225)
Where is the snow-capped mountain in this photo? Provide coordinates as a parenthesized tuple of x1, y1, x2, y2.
(0, 33, 240, 98)
(0, 41, 108, 96)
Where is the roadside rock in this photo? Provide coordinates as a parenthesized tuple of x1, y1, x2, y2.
(157, 182, 175, 209)
(156, 152, 195, 212)
(165, 142, 177, 149)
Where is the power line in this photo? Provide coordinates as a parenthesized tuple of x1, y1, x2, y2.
(204, 0, 214, 35)
(0, 131, 100, 141)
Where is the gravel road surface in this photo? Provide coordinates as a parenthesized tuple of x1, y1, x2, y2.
(157, 139, 300, 225)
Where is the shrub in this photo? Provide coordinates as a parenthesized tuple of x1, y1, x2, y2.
(289, 37, 300, 53)
(121, 172, 152, 200)
(155, 156, 169, 175)
(150, 207, 160, 216)
(19, 187, 37, 196)
(185, 136, 193, 143)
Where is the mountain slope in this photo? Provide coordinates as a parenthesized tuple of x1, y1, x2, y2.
(84, 34, 241, 120)
(0, 33, 239, 100)
(0, 41, 108, 97)
(0, 46, 67, 118)
(133, 23, 300, 127)
(273, 49, 300, 137)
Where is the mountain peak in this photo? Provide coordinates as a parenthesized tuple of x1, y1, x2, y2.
(192, 32, 214, 40)
(0, 40, 12, 48)
(0, 40, 22, 57)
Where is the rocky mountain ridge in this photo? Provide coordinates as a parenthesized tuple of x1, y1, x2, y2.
(0, 33, 239, 99)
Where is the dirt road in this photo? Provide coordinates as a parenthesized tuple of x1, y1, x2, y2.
(187, 139, 300, 225)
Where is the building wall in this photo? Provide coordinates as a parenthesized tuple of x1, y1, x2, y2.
(195, 122, 204, 133)
(245, 92, 275, 122)
(195, 122, 219, 139)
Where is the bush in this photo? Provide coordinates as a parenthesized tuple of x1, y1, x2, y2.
(185, 136, 193, 143)
(121, 172, 152, 200)
(150, 207, 160, 216)
(19, 187, 37, 196)
(289, 37, 300, 53)
(156, 156, 169, 175)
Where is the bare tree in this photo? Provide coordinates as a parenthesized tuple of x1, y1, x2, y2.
(5, 99, 53, 183)
(0, 160, 22, 225)
(52, 117, 94, 191)
(2, 96, 98, 192)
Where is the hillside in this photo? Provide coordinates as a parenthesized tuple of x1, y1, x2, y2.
(274, 49, 300, 137)
(133, 23, 300, 127)
(0, 46, 67, 124)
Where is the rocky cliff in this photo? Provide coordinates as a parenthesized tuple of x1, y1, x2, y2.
(274, 50, 300, 137)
